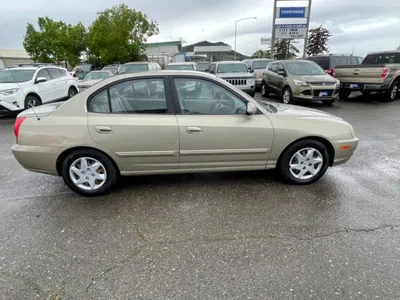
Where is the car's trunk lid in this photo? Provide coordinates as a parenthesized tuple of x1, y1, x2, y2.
(18, 102, 65, 118)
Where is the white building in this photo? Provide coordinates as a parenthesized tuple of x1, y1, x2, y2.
(0, 49, 33, 69)
(145, 41, 183, 67)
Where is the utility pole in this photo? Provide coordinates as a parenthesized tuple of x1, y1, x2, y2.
(271, 0, 277, 59)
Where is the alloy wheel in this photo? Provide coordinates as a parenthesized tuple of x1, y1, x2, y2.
(391, 85, 398, 100)
(28, 99, 38, 107)
(289, 148, 323, 180)
(69, 157, 107, 191)
(283, 90, 291, 104)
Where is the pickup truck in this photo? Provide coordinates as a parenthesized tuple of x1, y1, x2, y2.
(334, 50, 400, 102)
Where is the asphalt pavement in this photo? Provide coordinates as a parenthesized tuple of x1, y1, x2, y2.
(0, 93, 399, 300)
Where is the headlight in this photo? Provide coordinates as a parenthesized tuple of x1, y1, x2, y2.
(0, 88, 19, 96)
(293, 80, 308, 86)
(335, 80, 340, 87)
(248, 79, 255, 84)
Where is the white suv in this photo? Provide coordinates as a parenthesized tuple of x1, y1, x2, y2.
(0, 66, 78, 113)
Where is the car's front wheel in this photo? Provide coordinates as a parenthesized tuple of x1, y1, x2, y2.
(68, 87, 78, 98)
(282, 87, 293, 104)
(61, 149, 118, 196)
(261, 82, 269, 98)
(339, 89, 351, 100)
(24, 95, 42, 109)
(278, 140, 330, 185)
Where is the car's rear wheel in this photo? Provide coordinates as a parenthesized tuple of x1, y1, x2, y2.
(61, 149, 118, 196)
(261, 82, 269, 98)
(339, 89, 351, 100)
(278, 140, 330, 185)
(382, 81, 399, 102)
(68, 87, 78, 98)
(24, 95, 42, 109)
(282, 87, 293, 104)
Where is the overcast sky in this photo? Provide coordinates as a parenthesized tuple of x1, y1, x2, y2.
(0, 0, 398, 57)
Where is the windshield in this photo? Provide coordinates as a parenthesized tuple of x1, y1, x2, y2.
(286, 62, 325, 75)
(119, 64, 149, 73)
(165, 64, 194, 71)
(84, 72, 110, 80)
(0, 69, 35, 83)
(72, 64, 92, 72)
(197, 62, 210, 71)
(252, 60, 272, 69)
(217, 64, 247, 73)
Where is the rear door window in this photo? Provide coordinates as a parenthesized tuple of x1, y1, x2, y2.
(37, 69, 52, 81)
(47, 68, 62, 79)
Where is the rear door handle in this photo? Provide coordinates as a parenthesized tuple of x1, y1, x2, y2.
(186, 127, 203, 134)
(95, 126, 113, 133)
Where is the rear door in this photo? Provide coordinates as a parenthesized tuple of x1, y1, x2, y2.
(171, 76, 273, 171)
(87, 76, 179, 174)
(47, 68, 66, 99)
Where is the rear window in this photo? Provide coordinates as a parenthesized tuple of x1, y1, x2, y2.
(165, 64, 194, 71)
(362, 53, 400, 65)
(306, 56, 330, 70)
(330, 56, 351, 68)
(120, 64, 149, 74)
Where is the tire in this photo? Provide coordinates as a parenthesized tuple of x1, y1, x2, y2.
(382, 81, 399, 102)
(24, 95, 42, 109)
(339, 89, 351, 100)
(282, 87, 293, 104)
(68, 87, 78, 99)
(323, 99, 335, 106)
(261, 82, 269, 98)
(278, 139, 330, 185)
(61, 149, 118, 196)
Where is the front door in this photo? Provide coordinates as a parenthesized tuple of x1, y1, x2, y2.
(171, 77, 273, 171)
(35, 69, 54, 103)
(87, 77, 179, 174)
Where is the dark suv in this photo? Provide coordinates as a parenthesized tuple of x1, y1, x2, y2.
(306, 55, 363, 76)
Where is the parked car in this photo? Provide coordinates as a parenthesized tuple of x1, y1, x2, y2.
(334, 50, 400, 101)
(306, 54, 363, 76)
(249, 59, 274, 90)
(119, 62, 161, 74)
(77, 70, 115, 92)
(0, 66, 78, 113)
(209, 61, 256, 97)
(70, 64, 95, 80)
(261, 60, 340, 106)
(11, 71, 358, 196)
(165, 62, 198, 71)
(102, 64, 121, 74)
(196, 62, 210, 72)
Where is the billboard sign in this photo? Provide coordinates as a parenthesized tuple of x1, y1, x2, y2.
(279, 7, 306, 18)
(275, 24, 307, 39)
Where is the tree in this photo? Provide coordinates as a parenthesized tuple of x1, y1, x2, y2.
(272, 39, 299, 60)
(87, 4, 159, 65)
(252, 49, 272, 59)
(23, 17, 86, 67)
(306, 26, 331, 56)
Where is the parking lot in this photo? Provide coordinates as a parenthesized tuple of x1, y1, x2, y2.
(1, 92, 399, 299)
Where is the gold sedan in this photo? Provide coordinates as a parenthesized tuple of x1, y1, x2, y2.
(12, 71, 359, 196)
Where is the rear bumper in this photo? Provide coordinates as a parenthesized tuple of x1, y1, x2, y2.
(331, 137, 359, 166)
(340, 82, 389, 91)
(11, 144, 62, 176)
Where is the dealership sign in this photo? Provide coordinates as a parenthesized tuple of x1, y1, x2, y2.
(278, 7, 306, 18)
(275, 24, 307, 39)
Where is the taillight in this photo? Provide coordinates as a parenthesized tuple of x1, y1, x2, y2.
(14, 117, 26, 143)
(327, 68, 333, 75)
(380, 68, 389, 79)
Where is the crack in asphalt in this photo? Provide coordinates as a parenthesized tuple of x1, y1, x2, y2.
(82, 224, 400, 293)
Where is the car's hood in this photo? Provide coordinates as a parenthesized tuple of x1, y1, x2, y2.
(273, 103, 343, 120)
(0, 82, 28, 90)
(297, 74, 336, 83)
(78, 79, 102, 86)
(217, 73, 253, 79)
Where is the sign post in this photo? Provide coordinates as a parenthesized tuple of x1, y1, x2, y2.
(271, 0, 312, 59)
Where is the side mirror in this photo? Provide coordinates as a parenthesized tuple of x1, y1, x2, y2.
(277, 70, 285, 76)
(36, 77, 47, 84)
(249, 69, 254, 73)
(246, 102, 257, 115)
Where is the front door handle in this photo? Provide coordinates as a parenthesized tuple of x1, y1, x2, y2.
(186, 127, 203, 134)
(95, 125, 113, 134)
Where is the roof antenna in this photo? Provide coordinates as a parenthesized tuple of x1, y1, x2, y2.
(0, 52, 40, 120)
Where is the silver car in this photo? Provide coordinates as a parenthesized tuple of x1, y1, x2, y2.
(209, 61, 256, 97)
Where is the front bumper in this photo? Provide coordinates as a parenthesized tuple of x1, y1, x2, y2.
(331, 137, 359, 166)
(0, 92, 25, 111)
(293, 86, 339, 101)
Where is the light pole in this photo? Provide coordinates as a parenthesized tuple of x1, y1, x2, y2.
(234, 17, 257, 61)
